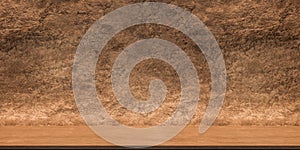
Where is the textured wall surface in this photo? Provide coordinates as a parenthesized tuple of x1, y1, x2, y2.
(0, 0, 299, 126)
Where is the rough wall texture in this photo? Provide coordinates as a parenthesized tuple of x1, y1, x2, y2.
(0, 0, 299, 126)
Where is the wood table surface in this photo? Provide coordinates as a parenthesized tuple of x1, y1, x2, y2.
(0, 125, 299, 146)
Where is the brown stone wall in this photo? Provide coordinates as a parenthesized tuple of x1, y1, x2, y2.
(0, 0, 299, 126)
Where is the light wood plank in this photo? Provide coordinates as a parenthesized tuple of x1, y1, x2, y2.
(0, 126, 299, 146)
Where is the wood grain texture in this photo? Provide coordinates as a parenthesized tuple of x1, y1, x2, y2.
(0, 126, 299, 146)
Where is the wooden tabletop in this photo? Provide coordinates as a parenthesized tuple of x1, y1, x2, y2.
(0, 126, 299, 146)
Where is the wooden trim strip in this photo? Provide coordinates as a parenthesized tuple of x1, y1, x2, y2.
(0, 126, 299, 146)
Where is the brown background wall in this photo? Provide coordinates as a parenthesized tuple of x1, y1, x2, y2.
(0, 0, 299, 126)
